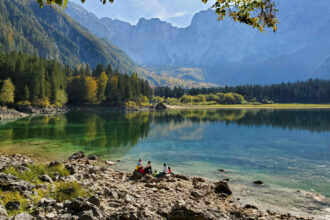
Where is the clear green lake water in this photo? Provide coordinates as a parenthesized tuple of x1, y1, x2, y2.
(0, 109, 329, 217)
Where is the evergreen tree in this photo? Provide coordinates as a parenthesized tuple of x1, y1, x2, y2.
(97, 71, 109, 103)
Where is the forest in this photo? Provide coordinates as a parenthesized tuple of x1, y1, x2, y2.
(155, 79, 330, 104)
(0, 52, 152, 107)
(0, 52, 330, 108)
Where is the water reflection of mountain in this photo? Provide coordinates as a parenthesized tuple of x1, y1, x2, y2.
(151, 109, 330, 133)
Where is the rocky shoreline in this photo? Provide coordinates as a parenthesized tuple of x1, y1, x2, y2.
(0, 106, 68, 120)
(0, 152, 313, 220)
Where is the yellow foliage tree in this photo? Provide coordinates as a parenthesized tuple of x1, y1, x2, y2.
(85, 76, 98, 104)
(0, 78, 15, 105)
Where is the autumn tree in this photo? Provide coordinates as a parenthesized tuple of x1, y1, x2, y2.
(38, 0, 278, 32)
(0, 78, 15, 105)
(85, 76, 98, 104)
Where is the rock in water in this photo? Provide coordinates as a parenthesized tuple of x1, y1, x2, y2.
(105, 160, 116, 166)
(87, 155, 98, 160)
(69, 151, 85, 160)
(253, 180, 263, 185)
(214, 181, 232, 196)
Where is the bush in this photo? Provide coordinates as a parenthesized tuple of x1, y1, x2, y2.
(55, 90, 68, 107)
(193, 94, 206, 103)
(206, 94, 218, 102)
(34, 99, 50, 107)
(165, 97, 179, 105)
(16, 100, 31, 107)
(151, 96, 164, 104)
(179, 95, 193, 103)
(53, 181, 87, 202)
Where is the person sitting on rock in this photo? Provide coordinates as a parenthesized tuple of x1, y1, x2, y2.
(136, 159, 143, 171)
(144, 161, 152, 174)
(155, 163, 169, 177)
(168, 167, 172, 174)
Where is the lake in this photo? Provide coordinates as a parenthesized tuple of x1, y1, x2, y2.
(0, 109, 329, 217)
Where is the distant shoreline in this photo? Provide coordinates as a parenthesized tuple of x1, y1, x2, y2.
(166, 104, 330, 109)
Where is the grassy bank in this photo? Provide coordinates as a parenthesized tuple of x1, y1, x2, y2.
(167, 103, 330, 109)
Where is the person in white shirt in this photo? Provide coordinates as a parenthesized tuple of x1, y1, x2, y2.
(162, 163, 169, 174)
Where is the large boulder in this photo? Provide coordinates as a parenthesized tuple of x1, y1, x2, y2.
(131, 169, 144, 181)
(155, 103, 167, 110)
(214, 181, 232, 196)
(0, 173, 35, 192)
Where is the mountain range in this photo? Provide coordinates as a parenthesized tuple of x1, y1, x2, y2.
(0, 0, 216, 88)
(66, 0, 330, 85)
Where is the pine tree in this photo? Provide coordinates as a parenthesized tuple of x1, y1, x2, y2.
(97, 71, 109, 103)
(23, 85, 30, 101)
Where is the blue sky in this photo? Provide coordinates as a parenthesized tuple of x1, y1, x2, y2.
(71, 0, 212, 27)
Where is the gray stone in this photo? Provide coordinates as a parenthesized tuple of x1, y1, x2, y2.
(0, 204, 7, 217)
(69, 151, 85, 160)
(38, 175, 53, 183)
(191, 191, 203, 198)
(38, 198, 57, 207)
(88, 196, 100, 207)
(78, 210, 94, 220)
(214, 181, 232, 196)
(12, 213, 33, 220)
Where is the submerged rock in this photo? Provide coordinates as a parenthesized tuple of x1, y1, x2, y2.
(105, 160, 116, 166)
(253, 180, 264, 185)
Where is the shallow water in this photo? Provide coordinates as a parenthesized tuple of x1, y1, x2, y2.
(0, 109, 329, 217)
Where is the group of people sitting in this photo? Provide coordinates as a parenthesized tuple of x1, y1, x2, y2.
(135, 159, 172, 177)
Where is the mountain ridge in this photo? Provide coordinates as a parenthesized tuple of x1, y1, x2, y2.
(66, 0, 330, 85)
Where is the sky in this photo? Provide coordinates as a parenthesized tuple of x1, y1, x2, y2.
(70, 0, 213, 27)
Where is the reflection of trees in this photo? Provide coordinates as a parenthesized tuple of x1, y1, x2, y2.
(151, 109, 330, 132)
(0, 109, 329, 155)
